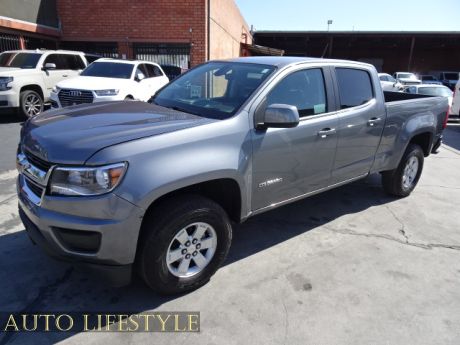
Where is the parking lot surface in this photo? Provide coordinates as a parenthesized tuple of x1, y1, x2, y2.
(0, 118, 459, 345)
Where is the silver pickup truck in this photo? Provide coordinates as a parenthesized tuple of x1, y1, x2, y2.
(17, 57, 449, 294)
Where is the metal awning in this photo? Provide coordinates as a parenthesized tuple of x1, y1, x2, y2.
(241, 43, 284, 56)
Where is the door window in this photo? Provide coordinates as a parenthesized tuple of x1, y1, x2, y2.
(135, 64, 148, 80)
(43, 54, 61, 69)
(145, 64, 164, 78)
(61, 54, 86, 70)
(266, 69, 327, 117)
(336, 68, 374, 109)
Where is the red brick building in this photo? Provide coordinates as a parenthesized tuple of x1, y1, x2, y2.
(0, 0, 253, 67)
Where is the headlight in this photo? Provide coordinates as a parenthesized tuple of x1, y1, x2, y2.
(0, 77, 14, 91)
(52, 86, 61, 93)
(50, 162, 127, 196)
(94, 89, 119, 96)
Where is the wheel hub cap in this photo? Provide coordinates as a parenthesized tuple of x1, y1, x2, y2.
(166, 222, 217, 278)
(402, 156, 419, 190)
(24, 94, 42, 117)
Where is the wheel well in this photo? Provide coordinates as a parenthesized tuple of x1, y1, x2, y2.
(125, 95, 134, 99)
(409, 132, 432, 156)
(144, 179, 242, 224)
(20, 85, 44, 100)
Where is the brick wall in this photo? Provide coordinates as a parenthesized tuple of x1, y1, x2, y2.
(209, 0, 252, 60)
(57, 0, 207, 66)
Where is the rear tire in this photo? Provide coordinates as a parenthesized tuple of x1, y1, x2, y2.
(137, 195, 232, 295)
(20, 90, 44, 119)
(382, 143, 424, 197)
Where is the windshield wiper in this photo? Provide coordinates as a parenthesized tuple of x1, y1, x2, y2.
(169, 105, 200, 116)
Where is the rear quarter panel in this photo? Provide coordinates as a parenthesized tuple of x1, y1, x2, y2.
(371, 96, 448, 173)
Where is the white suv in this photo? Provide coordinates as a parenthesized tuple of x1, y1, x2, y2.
(0, 49, 93, 118)
(50, 59, 169, 108)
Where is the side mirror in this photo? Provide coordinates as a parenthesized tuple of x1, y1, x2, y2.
(136, 73, 145, 82)
(43, 63, 56, 70)
(261, 104, 300, 129)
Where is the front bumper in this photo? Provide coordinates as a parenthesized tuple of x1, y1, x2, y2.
(17, 174, 145, 285)
(0, 89, 19, 108)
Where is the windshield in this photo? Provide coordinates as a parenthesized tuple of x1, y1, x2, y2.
(422, 76, 436, 81)
(81, 62, 134, 79)
(0, 52, 41, 69)
(398, 73, 417, 79)
(418, 87, 453, 97)
(444, 73, 458, 80)
(153, 62, 276, 120)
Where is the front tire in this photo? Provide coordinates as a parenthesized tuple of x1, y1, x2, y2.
(138, 195, 232, 295)
(20, 90, 44, 118)
(382, 143, 424, 197)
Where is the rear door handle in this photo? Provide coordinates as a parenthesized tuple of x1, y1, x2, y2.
(62, 74, 69, 77)
(318, 128, 336, 138)
(368, 117, 382, 126)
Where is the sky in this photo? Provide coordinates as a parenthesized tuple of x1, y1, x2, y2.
(234, 0, 460, 32)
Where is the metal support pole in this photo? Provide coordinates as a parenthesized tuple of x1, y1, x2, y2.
(408, 36, 415, 71)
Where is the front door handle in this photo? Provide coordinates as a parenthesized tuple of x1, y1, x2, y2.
(368, 117, 382, 126)
(62, 74, 69, 77)
(318, 128, 336, 138)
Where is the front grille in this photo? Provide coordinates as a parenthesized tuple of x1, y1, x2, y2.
(58, 89, 94, 107)
(25, 176, 44, 197)
(24, 151, 52, 172)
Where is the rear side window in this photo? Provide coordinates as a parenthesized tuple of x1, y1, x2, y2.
(267, 68, 327, 117)
(336, 68, 374, 109)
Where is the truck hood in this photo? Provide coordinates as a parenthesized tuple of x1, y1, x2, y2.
(0, 67, 29, 75)
(21, 101, 217, 164)
(57, 76, 133, 90)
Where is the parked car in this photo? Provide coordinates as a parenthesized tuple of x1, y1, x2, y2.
(378, 73, 403, 91)
(430, 71, 459, 90)
(0, 49, 93, 118)
(393, 72, 422, 86)
(449, 79, 460, 121)
(17, 57, 448, 294)
(420, 75, 442, 85)
(160, 64, 185, 81)
(405, 84, 453, 109)
(50, 59, 169, 108)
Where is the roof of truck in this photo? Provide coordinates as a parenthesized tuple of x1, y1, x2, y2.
(224, 56, 372, 68)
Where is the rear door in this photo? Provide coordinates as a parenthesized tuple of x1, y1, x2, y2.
(251, 66, 339, 211)
(330, 67, 386, 183)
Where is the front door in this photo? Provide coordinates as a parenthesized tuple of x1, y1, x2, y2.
(251, 67, 339, 211)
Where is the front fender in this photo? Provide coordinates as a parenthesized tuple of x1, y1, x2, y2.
(87, 114, 252, 218)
